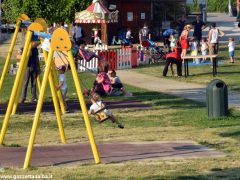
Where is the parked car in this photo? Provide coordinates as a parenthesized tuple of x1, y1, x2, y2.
(0, 24, 16, 33)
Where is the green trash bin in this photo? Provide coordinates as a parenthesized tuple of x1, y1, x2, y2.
(207, 79, 228, 118)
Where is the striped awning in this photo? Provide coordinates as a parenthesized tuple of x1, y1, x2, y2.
(75, 0, 118, 23)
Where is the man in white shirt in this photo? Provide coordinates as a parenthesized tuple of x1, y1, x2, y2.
(208, 22, 224, 65)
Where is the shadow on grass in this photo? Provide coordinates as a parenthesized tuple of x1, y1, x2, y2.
(175, 167, 240, 180)
(133, 167, 240, 179)
(220, 130, 240, 138)
(132, 91, 205, 109)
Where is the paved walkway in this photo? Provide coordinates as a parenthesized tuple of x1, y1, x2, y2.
(117, 70, 240, 108)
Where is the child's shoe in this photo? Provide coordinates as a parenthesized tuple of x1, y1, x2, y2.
(118, 124, 124, 129)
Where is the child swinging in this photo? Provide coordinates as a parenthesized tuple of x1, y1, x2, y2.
(88, 92, 124, 129)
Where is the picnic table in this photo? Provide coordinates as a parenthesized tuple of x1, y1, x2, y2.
(182, 54, 218, 77)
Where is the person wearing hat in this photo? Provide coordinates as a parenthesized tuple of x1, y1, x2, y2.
(56, 65, 69, 112)
(180, 24, 192, 60)
(20, 41, 41, 103)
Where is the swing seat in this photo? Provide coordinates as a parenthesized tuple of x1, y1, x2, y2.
(93, 108, 109, 123)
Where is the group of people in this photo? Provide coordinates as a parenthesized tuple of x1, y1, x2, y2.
(17, 42, 125, 128)
(90, 61, 129, 97)
(162, 15, 226, 77)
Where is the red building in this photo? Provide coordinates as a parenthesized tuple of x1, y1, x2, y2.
(82, 0, 186, 44)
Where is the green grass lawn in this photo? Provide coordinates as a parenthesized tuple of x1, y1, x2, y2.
(1, 55, 240, 179)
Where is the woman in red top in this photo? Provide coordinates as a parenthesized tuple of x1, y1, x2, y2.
(180, 25, 192, 61)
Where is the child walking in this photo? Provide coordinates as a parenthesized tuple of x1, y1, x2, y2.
(201, 37, 208, 62)
(88, 92, 124, 129)
(56, 65, 69, 113)
(228, 37, 235, 63)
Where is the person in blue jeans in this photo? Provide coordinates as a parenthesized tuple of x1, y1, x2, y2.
(20, 41, 41, 103)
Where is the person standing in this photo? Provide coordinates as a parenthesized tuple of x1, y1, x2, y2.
(180, 24, 192, 60)
(125, 28, 133, 45)
(139, 23, 151, 44)
(163, 28, 176, 51)
(56, 65, 69, 112)
(228, 37, 235, 63)
(72, 23, 77, 42)
(208, 22, 224, 64)
(192, 15, 206, 45)
(20, 42, 41, 103)
(176, 15, 186, 37)
(73, 23, 83, 46)
(47, 24, 54, 35)
(201, 37, 208, 62)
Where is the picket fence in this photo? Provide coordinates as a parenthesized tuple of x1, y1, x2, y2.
(77, 47, 137, 72)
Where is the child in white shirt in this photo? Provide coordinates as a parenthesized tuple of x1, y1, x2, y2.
(228, 37, 235, 63)
(57, 65, 69, 112)
(88, 92, 124, 129)
(169, 34, 177, 52)
(201, 37, 208, 62)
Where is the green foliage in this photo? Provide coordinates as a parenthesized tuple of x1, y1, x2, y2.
(207, 0, 228, 12)
(2, 0, 92, 24)
(188, 0, 231, 13)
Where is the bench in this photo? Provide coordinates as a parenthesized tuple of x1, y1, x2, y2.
(182, 54, 218, 77)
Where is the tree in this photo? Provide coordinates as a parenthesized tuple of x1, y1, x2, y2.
(188, 0, 231, 13)
(2, 0, 92, 24)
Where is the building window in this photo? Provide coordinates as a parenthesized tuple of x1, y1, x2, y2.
(127, 12, 133, 21)
(140, 12, 145, 20)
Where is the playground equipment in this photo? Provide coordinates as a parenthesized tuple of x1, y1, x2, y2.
(0, 15, 100, 169)
(93, 108, 110, 123)
(0, 14, 66, 114)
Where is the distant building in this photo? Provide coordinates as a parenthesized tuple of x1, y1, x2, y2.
(81, 0, 187, 44)
(106, 0, 186, 43)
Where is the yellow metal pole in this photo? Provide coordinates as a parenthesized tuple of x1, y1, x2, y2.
(37, 76, 42, 93)
(42, 49, 66, 143)
(11, 43, 32, 115)
(41, 50, 66, 113)
(23, 49, 54, 169)
(0, 20, 21, 95)
(0, 30, 33, 144)
(67, 51, 101, 164)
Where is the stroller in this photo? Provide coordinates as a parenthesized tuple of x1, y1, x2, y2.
(141, 39, 166, 63)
